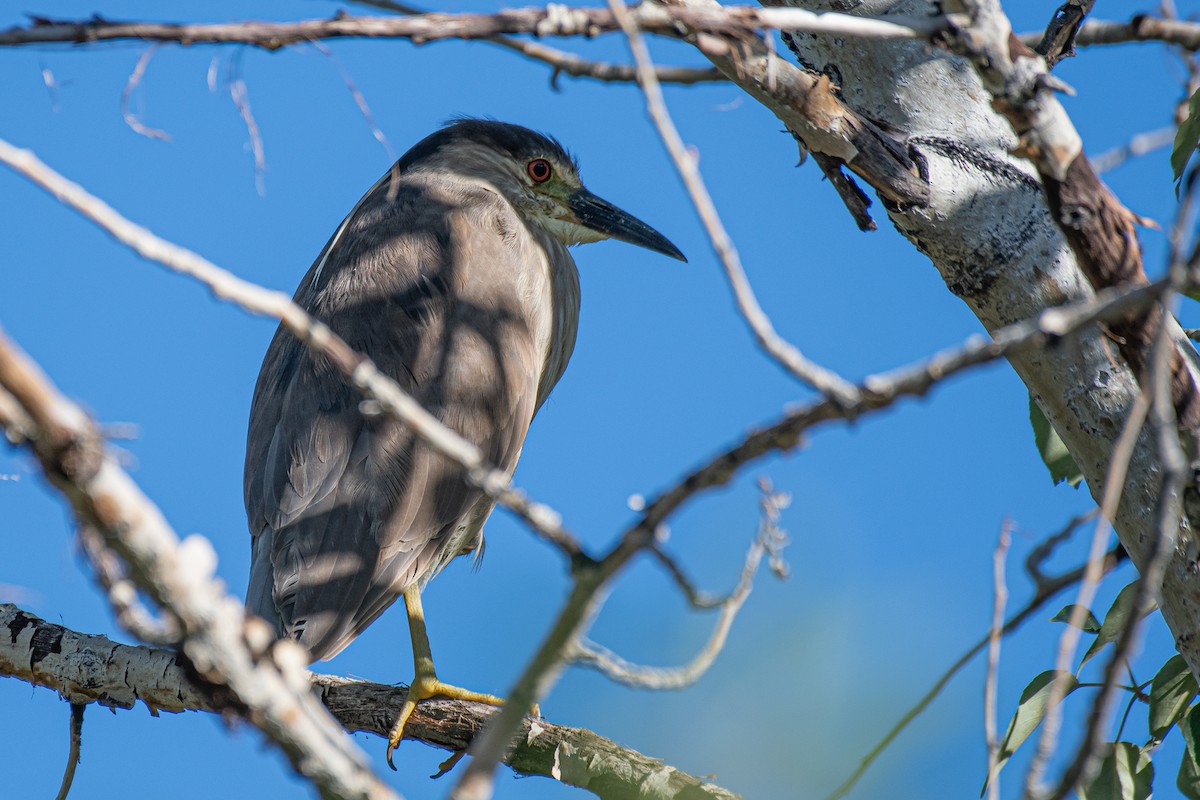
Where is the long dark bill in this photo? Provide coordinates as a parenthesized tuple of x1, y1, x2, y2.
(569, 189, 687, 262)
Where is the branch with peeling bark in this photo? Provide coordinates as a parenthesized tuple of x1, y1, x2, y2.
(0, 6, 942, 50)
(0, 327, 398, 800)
(0, 604, 740, 800)
(1019, 15, 1200, 54)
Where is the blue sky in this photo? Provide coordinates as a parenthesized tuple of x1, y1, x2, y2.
(0, 2, 1194, 798)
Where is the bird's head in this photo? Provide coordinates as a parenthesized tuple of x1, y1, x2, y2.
(397, 118, 686, 262)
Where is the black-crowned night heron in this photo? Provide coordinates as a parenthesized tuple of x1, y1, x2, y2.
(243, 119, 684, 761)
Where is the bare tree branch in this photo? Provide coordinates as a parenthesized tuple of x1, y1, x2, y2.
(0, 330, 399, 800)
(1019, 16, 1200, 52)
(984, 520, 1011, 800)
(120, 45, 170, 141)
(1090, 126, 1175, 174)
(348, 0, 724, 85)
(1033, 0, 1095, 67)
(669, 0, 930, 210)
(53, 703, 84, 800)
(0, 604, 741, 800)
(571, 479, 790, 691)
(0, 7, 944, 50)
(1, 5, 933, 211)
(824, 517, 1125, 800)
(611, 0, 861, 403)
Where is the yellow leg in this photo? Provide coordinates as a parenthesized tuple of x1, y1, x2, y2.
(385, 585, 504, 769)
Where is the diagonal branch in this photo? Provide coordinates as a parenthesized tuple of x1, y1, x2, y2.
(668, 0, 930, 210)
(0, 329, 398, 800)
(0, 604, 741, 800)
(611, 0, 860, 404)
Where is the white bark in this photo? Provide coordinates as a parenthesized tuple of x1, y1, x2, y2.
(783, 0, 1200, 672)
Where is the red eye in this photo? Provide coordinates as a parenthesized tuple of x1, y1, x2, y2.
(527, 159, 552, 183)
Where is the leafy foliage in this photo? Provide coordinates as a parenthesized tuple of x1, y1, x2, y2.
(983, 669, 1080, 794)
(1077, 742, 1153, 800)
(1179, 706, 1200, 799)
(1080, 582, 1157, 670)
(1051, 604, 1102, 633)
(1029, 394, 1084, 487)
(1149, 655, 1198, 740)
(1172, 85, 1200, 193)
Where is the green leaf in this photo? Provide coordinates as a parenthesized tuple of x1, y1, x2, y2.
(1173, 86, 1200, 190)
(982, 669, 1080, 795)
(1150, 655, 1199, 739)
(1179, 707, 1200, 799)
(1030, 394, 1084, 487)
(1080, 581, 1158, 669)
(1079, 742, 1153, 800)
(1051, 604, 1102, 633)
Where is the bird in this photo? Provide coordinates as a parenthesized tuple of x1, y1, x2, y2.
(242, 118, 685, 761)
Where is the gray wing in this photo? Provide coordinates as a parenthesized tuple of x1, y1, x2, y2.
(245, 174, 544, 661)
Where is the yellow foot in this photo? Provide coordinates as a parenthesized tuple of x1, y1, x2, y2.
(385, 676, 504, 769)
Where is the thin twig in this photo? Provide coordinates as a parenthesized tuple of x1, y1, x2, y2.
(646, 545, 723, 609)
(1090, 126, 1175, 174)
(120, 46, 170, 142)
(1022, 377, 1152, 796)
(823, 525, 1124, 800)
(227, 60, 267, 195)
(1025, 510, 1100, 585)
(1044, 227, 1193, 800)
(53, 703, 84, 800)
(607, 0, 861, 405)
(985, 520, 1012, 800)
(310, 42, 396, 163)
(1019, 16, 1200, 52)
(571, 479, 789, 690)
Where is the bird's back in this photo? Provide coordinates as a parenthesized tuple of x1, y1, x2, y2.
(244, 168, 580, 661)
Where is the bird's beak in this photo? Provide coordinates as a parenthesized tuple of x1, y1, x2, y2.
(568, 189, 687, 262)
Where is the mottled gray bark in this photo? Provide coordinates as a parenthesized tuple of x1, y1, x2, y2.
(0, 604, 740, 800)
(780, 0, 1200, 674)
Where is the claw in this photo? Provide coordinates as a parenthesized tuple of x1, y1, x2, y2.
(385, 586, 505, 765)
(431, 749, 467, 779)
